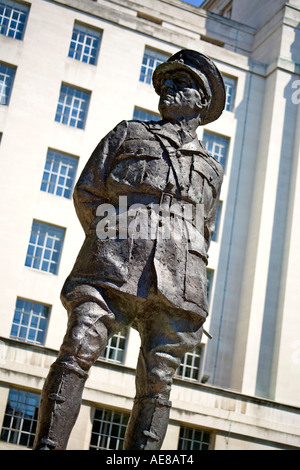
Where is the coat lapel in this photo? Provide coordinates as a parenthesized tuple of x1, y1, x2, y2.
(146, 121, 203, 193)
(147, 120, 182, 148)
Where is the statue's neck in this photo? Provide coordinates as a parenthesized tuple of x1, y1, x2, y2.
(167, 116, 199, 142)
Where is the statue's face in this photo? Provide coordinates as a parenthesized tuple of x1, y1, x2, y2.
(158, 70, 203, 122)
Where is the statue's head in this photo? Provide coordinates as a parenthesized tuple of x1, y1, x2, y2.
(152, 49, 225, 126)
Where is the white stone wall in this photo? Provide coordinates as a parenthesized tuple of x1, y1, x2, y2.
(0, 0, 299, 451)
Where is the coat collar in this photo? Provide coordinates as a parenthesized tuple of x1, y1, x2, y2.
(147, 120, 202, 152)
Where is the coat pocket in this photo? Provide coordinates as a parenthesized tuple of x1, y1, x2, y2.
(71, 234, 133, 283)
(110, 157, 146, 187)
(119, 138, 163, 159)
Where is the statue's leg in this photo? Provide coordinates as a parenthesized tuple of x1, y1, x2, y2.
(33, 300, 113, 450)
(123, 304, 204, 451)
(123, 346, 173, 450)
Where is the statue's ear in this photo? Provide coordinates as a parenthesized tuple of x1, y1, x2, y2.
(200, 93, 210, 110)
(196, 92, 209, 113)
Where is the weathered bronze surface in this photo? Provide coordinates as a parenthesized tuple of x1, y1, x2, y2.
(33, 49, 225, 451)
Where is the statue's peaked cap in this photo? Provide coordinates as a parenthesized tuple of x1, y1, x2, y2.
(152, 49, 226, 125)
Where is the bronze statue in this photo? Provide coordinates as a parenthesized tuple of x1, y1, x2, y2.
(33, 49, 225, 450)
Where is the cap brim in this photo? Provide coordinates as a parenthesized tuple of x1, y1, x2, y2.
(152, 60, 225, 125)
(152, 62, 207, 95)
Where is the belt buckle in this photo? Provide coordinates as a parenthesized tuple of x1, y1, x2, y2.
(160, 192, 173, 209)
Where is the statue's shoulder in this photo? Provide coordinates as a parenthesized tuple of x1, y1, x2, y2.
(125, 119, 159, 140)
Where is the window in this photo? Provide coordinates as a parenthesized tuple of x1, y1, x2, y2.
(55, 84, 90, 129)
(68, 22, 102, 65)
(202, 132, 229, 170)
(139, 47, 169, 85)
(0, 388, 40, 448)
(133, 106, 160, 122)
(0, 63, 15, 105)
(89, 407, 130, 450)
(176, 345, 203, 381)
(10, 298, 50, 345)
(0, 0, 29, 40)
(224, 76, 236, 112)
(178, 426, 211, 450)
(25, 220, 65, 275)
(40, 149, 78, 199)
(101, 330, 127, 364)
(207, 268, 214, 304)
(211, 201, 222, 242)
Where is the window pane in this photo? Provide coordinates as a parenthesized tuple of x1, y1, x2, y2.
(0, 388, 40, 448)
(139, 47, 169, 85)
(55, 84, 90, 129)
(133, 107, 160, 122)
(10, 298, 50, 345)
(176, 345, 203, 381)
(202, 132, 229, 171)
(0, 0, 29, 40)
(40, 149, 78, 199)
(206, 268, 214, 305)
(224, 76, 237, 112)
(101, 330, 127, 364)
(25, 220, 65, 275)
(68, 22, 102, 65)
(0, 62, 16, 105)
(178, 426, 211, 450)
(211, 201, 222, 242)
(89, 408, 130, 450)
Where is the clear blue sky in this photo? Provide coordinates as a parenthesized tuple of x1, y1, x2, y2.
(180, 0, 205, 7)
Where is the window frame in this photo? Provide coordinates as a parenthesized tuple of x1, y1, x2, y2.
(0, 388, 40, 448)
(176, 345, 204, 381)
(133, 106, 160, 122)
(24, 220, 65, 275)
(211, 201, 222, 243)
(139, 47, 169, 85)
(178, 426, 211, 450)
(207, 268, 214, 305)
(89, 407, 130, 450)
(0, 0, 29, 40)
(223, 75, 237, 112)
(40, 148, 78, 199)
(68, 21, 102, 65)
(55, 83, 91, 130)
(0, 62, 16, 105)
(202, 131, 230, 172)
(9, 297, 50, 345)
(101, 330, 128, 364)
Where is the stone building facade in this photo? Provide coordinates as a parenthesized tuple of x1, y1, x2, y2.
(0, 0, 299, 450)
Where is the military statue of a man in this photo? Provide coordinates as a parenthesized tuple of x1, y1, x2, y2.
(33, 49, 225, 451)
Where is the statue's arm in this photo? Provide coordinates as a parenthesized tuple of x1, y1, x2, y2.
(73, 120, 128, 234)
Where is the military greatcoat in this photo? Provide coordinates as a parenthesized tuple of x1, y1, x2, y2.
(62, 119, 223, 322)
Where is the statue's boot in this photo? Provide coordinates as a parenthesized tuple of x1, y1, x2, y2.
(123, 396, 171, 450)
(33, 299, 111, 450)
(33, 362, 88, 450)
